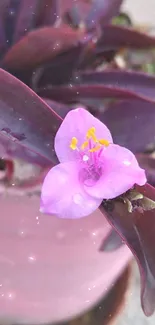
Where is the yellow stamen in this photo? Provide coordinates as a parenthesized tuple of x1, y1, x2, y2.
(98, 139, 110, 147)
(81, 140, 89, 150)
(89, 145, 101, 152)
(69, 128, 110, 152)
(86, 127, 97, 142)
(70, 137, 78, 150)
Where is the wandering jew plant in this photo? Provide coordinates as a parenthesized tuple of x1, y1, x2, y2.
(1, 0, 155, 320)
(41, 108, 146, 218)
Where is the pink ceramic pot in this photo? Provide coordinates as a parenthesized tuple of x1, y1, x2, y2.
(0, 192, 132, 324)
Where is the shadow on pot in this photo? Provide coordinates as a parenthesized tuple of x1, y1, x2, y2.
(59, 263, 132, 325)
(10, 264, 131, 325)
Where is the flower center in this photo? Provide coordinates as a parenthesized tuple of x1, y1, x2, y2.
(69, 127, 110, 186)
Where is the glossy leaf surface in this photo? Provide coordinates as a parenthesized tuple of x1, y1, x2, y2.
(39, 70, 155, 103)
(101, 183, 155, 316)
(99, 100, 155, 153)
(97, 25, 155, 52)
(2, 26, 86, 70)
(0, 69, 62, 165)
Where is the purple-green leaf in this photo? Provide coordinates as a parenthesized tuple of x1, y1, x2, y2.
(0, 68, 62, 165)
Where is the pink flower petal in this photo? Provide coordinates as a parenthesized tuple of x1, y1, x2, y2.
(84, 144, 147, 199)
(40, 161, 102, 219)
(55, 108, 113, 163)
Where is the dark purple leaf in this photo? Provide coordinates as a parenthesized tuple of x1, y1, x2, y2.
(0, 0, 11, 56)
(98, 100, 155, 153)
(0, 68, 63, 165)
(35, 0, 58, 28)
(63, 4, 82, 28)
(3, 0, 21, 47)
(32, 44, 86, 90)
(85, 0, 123, 30)
(2, 26, 86, 70)
(101, 183, 155, 316)
(2, 0, 59, 48)
(38, 69, 155, 103)
(97, 25, 155, 53)
(137, 154, 155, 187)
(99, 229, 124, 252)
(59, 0, 90, 26)
(42, 98, 71, 119)
(0, 18, 6, 58)
(79, 70, 155, 102)
(12, 0, 40, 43)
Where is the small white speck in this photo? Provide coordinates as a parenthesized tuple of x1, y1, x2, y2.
(123, 160, 131, 166)
(8, 292, 15, 299)
(28, 255, 36, 263)
(83, 154, 89, 161)
(9, 10, 15, 15)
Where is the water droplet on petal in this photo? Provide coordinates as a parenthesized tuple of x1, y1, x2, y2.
(123, 160, 131, 166)
(73, 193, 83, 205)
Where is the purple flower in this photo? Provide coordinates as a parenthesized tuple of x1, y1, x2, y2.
(40, 108, 146, 219)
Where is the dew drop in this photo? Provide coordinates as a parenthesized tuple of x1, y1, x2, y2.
(123, 160, 131, 166)
(73, 193, 83, 205)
